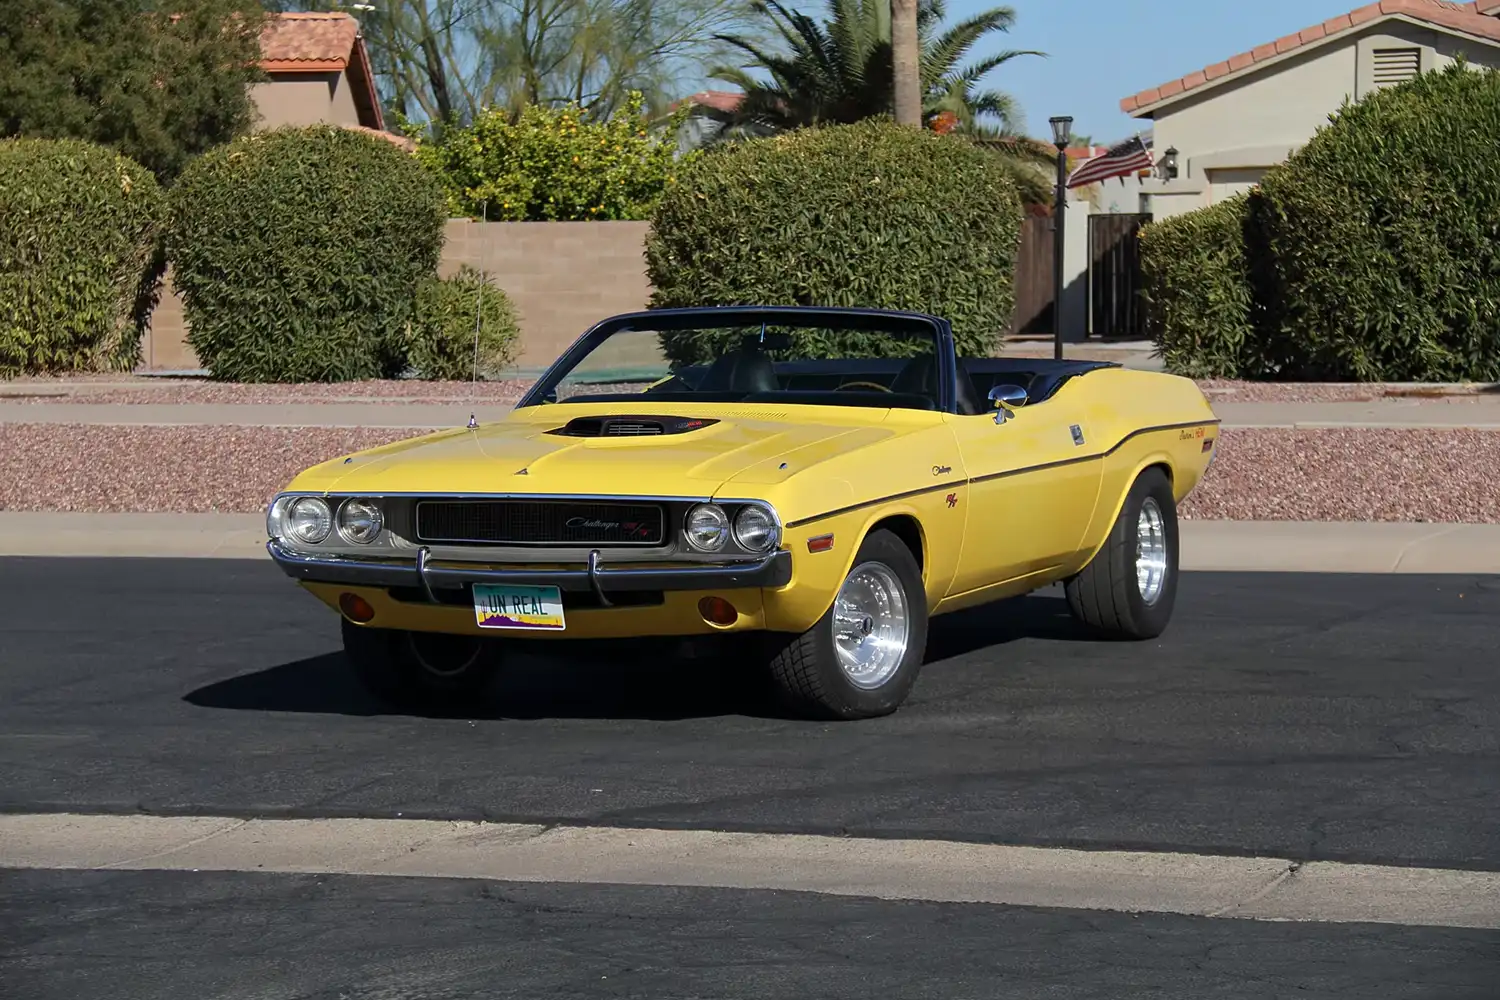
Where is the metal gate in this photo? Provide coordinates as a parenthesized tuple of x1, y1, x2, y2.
(1088, 213, 1151, 339)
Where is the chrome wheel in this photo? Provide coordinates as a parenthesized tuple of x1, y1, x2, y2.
(405, 631, 484, 678)
(832, 561, 910, 690)
(1136, 497, 1168, 606)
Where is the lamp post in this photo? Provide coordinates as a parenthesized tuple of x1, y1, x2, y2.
(1049, 116, 1073, 361)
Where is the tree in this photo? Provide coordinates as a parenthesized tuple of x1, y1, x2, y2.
(891, 0, 918, 126)
(0, 0, 269, 183)
(269, 0, 755, 130)
(699, 0, 1041, 138)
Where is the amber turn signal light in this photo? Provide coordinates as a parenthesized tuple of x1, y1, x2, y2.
(338, 592, 376, 624)
(698, 596, 738, 626)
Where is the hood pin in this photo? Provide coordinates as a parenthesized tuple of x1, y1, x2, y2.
(467, 414, 478, 429)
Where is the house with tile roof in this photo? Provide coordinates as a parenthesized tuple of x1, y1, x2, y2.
(1122, 0, 1500, 219)
(252, 11, 408, 148)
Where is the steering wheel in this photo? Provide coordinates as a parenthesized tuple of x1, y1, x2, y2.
(835, 380, 893, 393)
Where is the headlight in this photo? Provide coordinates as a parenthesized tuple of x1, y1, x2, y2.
(287, 497, 333, 545)
(337, 498, 384, 544)
(684, 503, 729, 552)
(733, 505, 780, 552)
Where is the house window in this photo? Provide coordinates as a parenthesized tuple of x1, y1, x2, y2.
(1372, 47, 1421, 86)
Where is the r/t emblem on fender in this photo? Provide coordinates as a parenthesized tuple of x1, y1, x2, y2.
(946, 493, 958, 508)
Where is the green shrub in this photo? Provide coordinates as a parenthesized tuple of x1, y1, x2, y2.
(0, 138, 164, 376)
(167, 125, 446, 382)
(645, 119, 1024, 364)
(1257, 60, 1500, 381)
(405, 266, 521, 379)
(1139, 193, 1265, 379)
(413, 93, 687, 222)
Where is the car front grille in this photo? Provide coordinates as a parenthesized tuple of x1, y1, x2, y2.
(414, 499, 667, 547)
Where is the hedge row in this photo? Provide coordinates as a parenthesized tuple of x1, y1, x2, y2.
(0, 128, 521, 382)
(646, 118, 1024, 364)
(1139, 194, 1261, 379)
(0, 139, 165, 376)
(168, 125, 448, 382)
(1143, 61, 1500, 383)
(8, 117, 1027, 382)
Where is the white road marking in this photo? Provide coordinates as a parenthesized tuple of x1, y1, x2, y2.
(2, 813, 1496, 929)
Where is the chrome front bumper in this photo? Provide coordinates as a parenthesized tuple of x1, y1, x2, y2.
(266, 538, 793, 605)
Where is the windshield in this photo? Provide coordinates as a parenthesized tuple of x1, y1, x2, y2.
(523, 314, 949, 412)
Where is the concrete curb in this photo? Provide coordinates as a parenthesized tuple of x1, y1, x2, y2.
(2, 512, 1498, 574)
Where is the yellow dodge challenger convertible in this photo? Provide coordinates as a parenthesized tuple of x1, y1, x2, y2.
(267, 306, 1220, 720)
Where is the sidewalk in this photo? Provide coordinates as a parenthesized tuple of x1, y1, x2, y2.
(2, 512, 1497, 574)
(5, 397, 1500, 429)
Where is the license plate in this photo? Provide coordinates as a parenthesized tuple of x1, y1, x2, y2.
(472, 583, 566, 631)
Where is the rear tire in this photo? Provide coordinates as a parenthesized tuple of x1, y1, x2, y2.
(343, 619, 502, 712)
(765, 528, 928, 720)
(1065, 466, 1178, 640)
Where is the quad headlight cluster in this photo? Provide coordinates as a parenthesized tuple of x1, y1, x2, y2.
(268, 495, 385, 546)
(683, 502, 781, 554)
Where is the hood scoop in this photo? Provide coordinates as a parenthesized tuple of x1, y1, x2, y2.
(547, 414, 721, 438)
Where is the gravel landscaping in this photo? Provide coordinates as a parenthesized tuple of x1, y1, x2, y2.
(0, 376, 534, 406)
(3, 422, 1497, 522)
(1197, 380, 1500, 403)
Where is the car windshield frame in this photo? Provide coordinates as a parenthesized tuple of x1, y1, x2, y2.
(514, 306, 961, 415)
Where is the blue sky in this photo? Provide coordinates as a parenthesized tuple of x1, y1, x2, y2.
(982, 0, 1363, 143)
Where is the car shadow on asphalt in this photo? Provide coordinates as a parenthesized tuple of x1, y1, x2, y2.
(182, 593, 1096, 722)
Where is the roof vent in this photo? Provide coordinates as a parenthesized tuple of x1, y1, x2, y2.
(1372, 47, 1420, 86)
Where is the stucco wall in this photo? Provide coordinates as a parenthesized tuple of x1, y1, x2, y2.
(1140, 20, 1500, 218)
(250, 71, 356, 129)
(140, 221, 654, 373)
(438, 220, 652, 369)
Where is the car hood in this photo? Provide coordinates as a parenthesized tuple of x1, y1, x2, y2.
(296, 406, 917, 498)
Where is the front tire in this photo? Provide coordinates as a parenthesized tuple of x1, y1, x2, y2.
(343, 619, 502, 712)
(765, 528, 928, 720)
(1064, 466, 1179, 639)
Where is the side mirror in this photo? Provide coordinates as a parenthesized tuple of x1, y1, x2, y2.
(988, 384, 1028, 424)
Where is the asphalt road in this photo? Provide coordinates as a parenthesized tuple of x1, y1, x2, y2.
(2, 557, 1499, 997)
(5, 869, 1498, 1000)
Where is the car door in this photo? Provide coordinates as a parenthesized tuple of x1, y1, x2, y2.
(945, 386, 1104, 596)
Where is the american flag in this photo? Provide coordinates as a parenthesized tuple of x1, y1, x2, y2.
(1065, 134, 1155, 189)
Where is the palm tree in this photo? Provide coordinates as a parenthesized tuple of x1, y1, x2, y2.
(697, 0, 1042, 138)
(892, 0, 920, 126)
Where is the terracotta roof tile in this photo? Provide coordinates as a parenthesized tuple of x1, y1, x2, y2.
(677, 90, 745, 113)
(259, 11, 359, 68)
(256, 13, 385, 133)
(1121, 0, 1500, 114)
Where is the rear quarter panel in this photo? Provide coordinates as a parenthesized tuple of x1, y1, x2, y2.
(1060, 368, 1220, 575)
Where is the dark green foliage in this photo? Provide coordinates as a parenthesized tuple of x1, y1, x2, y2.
(168, 125, 447, 382)
(0, 138, 165, 376)
(1139, 194, 1264, 379)
(645, 118, 1023, 364)
(406, 266, 521, 380)
(0, 0, 268, 184)
(1257, 61, 1500, 381)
